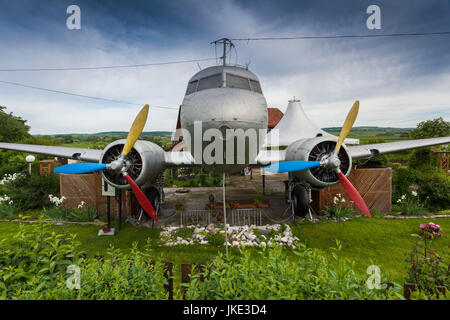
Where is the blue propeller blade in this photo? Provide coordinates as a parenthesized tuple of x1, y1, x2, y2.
(54, 163, 107, 174)
(264, 161, 321, 173)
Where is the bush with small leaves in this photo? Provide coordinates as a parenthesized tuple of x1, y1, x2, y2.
(184, 243, 404, 300)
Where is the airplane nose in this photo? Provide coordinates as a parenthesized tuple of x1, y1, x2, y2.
(181, 88, 268, 131)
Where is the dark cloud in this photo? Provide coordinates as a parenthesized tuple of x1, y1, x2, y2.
(0, 0, 448, 133)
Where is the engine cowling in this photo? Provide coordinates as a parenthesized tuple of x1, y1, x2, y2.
(99, 139, 165, 190)
(285, 136, 352, 189)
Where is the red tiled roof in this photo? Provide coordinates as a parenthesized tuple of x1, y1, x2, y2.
(175, 106, 284, 130)
(268, 108, 284, 129)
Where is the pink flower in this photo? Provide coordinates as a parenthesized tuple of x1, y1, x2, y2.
(420, 224, 425, 229)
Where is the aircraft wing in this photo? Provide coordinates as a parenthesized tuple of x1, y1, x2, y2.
(0, 142, 201, 168)
(347, 136, 450, 160)
(0, 142, 103, 162)
(164, 151, 199, 167)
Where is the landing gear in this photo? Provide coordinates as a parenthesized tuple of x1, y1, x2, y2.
(128, 185, 162, 226)
(285, 178, 313, 219)
(291, 184, 310, 217)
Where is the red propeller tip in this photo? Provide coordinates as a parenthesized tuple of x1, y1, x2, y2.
(337, 172, 371, 218)
(123, 174, 158, 221)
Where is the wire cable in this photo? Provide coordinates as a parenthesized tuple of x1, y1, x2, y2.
(0, 57, 216, 72)
(230, 31, 450, 41)
(0, 79, 179, 110)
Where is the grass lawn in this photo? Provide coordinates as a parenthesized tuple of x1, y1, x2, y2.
(291, 217, 450, 283)
(0, 216, 448, 284)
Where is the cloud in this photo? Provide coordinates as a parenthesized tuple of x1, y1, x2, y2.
(0, 0, 448, 134)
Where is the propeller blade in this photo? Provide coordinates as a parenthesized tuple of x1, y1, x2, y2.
(123, 173, 158, 221)
(337, 171, 371, 218)
(334, 100, 359, 153)
(122, 104, 149, 156)
(54, 163, 107, 174)
(264, 161, 321, 173)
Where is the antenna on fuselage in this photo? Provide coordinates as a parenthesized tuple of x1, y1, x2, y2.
(211, 38, 235, 66)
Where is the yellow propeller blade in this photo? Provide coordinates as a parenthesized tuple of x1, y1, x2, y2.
(334, 100, 359, 153)
(122, 104, 149, 156)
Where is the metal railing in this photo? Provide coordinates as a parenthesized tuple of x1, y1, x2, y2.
(231, 208, 262, 226)
(180, 210, 211, 226)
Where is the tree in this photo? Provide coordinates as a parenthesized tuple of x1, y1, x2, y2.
(0, 106, 31, 142)
(409, 117, 450, 139)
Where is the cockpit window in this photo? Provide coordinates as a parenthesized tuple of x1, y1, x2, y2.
(249, 80, 262, 94)
(186, 80, 198, 95)
(186, 72, 262, 95)
(226, 74, 251, 91)
(197, 74, 223, 92)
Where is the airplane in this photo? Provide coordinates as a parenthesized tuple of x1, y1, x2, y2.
(1, 38, 449, 221)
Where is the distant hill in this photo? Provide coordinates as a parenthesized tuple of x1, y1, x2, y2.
(323, 126, 414, 132)
(94, 131, 173, 137)
(36, 131, 173, 137)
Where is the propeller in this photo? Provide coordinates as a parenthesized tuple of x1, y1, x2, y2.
(264, 100, 371, 218)
(54, 104, 158, 221)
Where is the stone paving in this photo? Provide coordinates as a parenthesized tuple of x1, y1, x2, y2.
(146, 169, 304, 227)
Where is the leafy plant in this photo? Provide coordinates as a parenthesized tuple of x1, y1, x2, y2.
(175, 226, 195, 239)
(2, 173, 60, 211)
(393, 166, 449, 211)
(323, 194, 354, 219)
(405, 222, 448, 293)
(184, 244, 403, 300)
(0, 216, 83, 298)
(396, 190, 424, 216)
(43, 205, 98, 222)
(0, 203, 18, 219)
(0, 219, 169, 300)
(370, 209, 384, 218)
(40, 243, 169, 300)
(207, 233, 225, 246)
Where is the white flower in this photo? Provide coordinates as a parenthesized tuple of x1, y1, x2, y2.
(48, 194, 65, 206)
(411, 191, 418, 197)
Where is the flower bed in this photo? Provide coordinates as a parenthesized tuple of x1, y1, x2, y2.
(159, 224, 300, 248)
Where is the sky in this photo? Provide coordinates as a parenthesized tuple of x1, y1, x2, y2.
(0, 0, 449, 134)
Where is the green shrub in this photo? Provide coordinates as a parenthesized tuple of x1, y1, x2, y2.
(43, 206, 98, 222)
(184, 244, 403, 300)
(370, 209, 384, 218)
(175, 226, 195, 239)
(407, 148, 439, 169)
(322, 194, 353, 219)
(38, 244, 169, 300)
(2, 173, 60, 211)
(399, 201, 424, 216)
(0, 219, 168, 300)
(392, 168, 416, 202)
(393, 166, 449, 211)
(0, 203, 18, 219)
(207, 233, 225, 246)
(415, 168, 450, 211)
(396, 191, 424, 216)
(0, 216, 83, 299)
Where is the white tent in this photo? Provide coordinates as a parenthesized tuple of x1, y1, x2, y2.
(264, 100, 359, 147)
